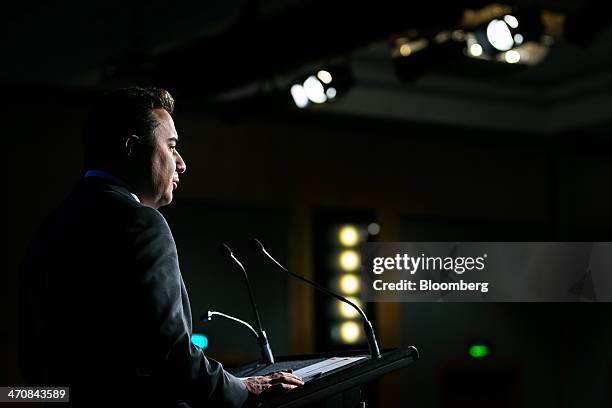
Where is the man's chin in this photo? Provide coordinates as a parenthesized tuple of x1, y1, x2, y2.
(160, 192, 173, 207)
(144, 193, 172, 209)
(157, 196, 172, 208)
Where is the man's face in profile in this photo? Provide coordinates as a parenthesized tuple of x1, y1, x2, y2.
(139, 108, 186, 208)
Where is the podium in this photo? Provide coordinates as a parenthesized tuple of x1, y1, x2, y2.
(232, 347, 419, 408)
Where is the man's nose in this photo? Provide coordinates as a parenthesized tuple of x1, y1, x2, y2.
(176, 151, 187, 174)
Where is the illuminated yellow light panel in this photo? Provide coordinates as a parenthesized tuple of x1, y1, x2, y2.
(338, 225, 359, 247)
(339, 250, 360, 271)
(333, 223, 365, 345)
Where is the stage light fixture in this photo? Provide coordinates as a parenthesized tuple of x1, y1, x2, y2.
(321, 216, 372, 348)
(399, 43, 412, 57)
(339, 249, 360, 271)
(338, 303, 357, 319)
(338, 321, 361, 344)
(394, 37, 429, 58)
(504, 14, 519, 29)
(469, 42, 483, 57)
(338, 225, 359, 247)
(504, 50, 521, 63)
(289, 63, 353, 108)
(290, 84, 309, 108)
(473, 9, 543, 56)
(339, 274, 360, 295)
(317, 70, 332, 84)
(514, 33, 524, 45)
(303, 75, 327, 104)
(486, 18, 515, 51)
(337, 297, 362, 318)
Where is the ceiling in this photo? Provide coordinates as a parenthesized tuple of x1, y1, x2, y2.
(2, 0, 610, 133)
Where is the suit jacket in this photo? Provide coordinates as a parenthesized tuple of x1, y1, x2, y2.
(18, 176, 249, 408)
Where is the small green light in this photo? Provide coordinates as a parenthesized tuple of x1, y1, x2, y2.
(192, 333, 209, 349)
(469, 344, 489, 358)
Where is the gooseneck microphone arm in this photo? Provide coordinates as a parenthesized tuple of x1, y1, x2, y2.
(218, 243, 274, 364)
(200, 310, 260, 340)
(250, 238, 381, 359)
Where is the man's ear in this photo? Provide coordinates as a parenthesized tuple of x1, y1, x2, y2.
(125, 135, 141, 158)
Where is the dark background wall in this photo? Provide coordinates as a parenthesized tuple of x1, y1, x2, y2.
(163, 202, 291, 362)
(3, 90, 612, 407)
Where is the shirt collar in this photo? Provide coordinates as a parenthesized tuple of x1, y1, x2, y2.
(84, 169, 141, 203)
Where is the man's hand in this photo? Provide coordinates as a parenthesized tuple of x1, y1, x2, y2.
(243, 369, 305, 396)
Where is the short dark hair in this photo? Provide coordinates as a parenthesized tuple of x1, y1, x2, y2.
(83, 87, 175, 170)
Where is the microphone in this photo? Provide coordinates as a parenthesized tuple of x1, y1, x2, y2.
(200, 310, 259, 340)
(250, 238, 381, 359)
(218, 243, 274, 364)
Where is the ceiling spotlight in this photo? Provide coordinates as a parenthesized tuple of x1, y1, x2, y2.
(303, 75, 327, 104)
(399, 43, 412, 57)
(289, 63, 353, 108)
(504, 50, 521, 63)
(395, 38, 429, 58)
(474, 9, 543, 56)
(514, 33, 524, 45)
(469, 43, 483, 57)
(290, 84, 309, 108)
(486, 18, 514, 51)
(503, 14, 519, 29)
(317, 70, 333, 84)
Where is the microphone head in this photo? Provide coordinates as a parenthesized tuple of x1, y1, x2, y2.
(250, 238, 266, 254)
(201, 311, 215, 322)
(218, 243, 233, 258)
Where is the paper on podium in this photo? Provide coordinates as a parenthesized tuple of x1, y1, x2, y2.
(293, 356, 367, 382)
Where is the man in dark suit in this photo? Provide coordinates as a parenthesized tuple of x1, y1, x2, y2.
(18, 87, 303, 407)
